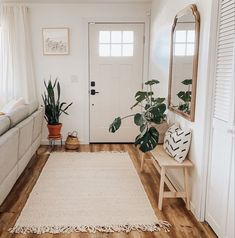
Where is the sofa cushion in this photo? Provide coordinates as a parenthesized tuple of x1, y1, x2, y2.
(7, 105, 29, 127)
(28, 100, 39, 115)
(16, 116, 34, 159)
(0, 115, 10, 136)
(0, 128, 19, 185)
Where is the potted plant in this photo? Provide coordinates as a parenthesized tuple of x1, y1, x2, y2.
(109, 80, 167, 153)
(42, 78, 73, 138)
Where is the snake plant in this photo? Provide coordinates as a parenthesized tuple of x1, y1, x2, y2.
(109, 80, 167, 153)
(42, 78, 72, 125)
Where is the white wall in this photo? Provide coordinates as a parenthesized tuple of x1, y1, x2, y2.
(28, 2, 150, 144)
(149, 0, 214, 219)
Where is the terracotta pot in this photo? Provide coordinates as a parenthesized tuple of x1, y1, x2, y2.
(47, 123, 62, 138)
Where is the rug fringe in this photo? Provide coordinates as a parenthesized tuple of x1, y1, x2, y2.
(50, 151, 127, 154)
(9, 221, 171, 234)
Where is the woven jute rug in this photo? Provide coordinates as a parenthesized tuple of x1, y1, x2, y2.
(10, 152, 170, 234)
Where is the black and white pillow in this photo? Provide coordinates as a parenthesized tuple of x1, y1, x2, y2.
(163, 124, 192, 163)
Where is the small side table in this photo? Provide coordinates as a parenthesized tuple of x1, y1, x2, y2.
(48, 134, 63, 147)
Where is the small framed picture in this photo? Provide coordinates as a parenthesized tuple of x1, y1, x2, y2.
(42, 28, 70, 55)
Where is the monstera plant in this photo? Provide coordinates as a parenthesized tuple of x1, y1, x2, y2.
(177, 79, 192, 114)
(109, 80, 167, 153)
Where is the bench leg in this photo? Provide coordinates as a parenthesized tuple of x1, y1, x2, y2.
(184, 167, 190, 210)
(140, 152, 145, 172)
(158, 167, 166, 210)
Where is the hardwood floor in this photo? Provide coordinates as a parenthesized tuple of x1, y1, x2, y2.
(0, 144, 217, 238)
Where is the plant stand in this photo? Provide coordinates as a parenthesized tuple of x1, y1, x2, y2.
(48, 135, 63, 148)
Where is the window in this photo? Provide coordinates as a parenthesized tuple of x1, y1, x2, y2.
(174, 30, 195, 56)
(99, 31, 134, 57)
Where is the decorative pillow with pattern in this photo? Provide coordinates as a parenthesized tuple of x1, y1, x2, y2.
(163, 124, 192, 163)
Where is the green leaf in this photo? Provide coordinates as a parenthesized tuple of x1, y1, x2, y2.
(140, 124, 147, 133)
(109, 117, 121, 133)
(181, 79, 192, 85)
(135, 91, 148, 102)
(145, 80, 160, 86)
(135, 127, 159, 152)
(57, 81, 61, 104)
(134, 91, 154, 103)
(63, 102, 73, 112)
(177, 91, 191, 102)
(134, 113, 144, 126)
(145, 104, 151, 110)
(155, 97, 165, 104)
(147, 104, 166, 124)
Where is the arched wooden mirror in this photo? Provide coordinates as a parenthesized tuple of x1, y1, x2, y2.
(168, 4, 200, 121)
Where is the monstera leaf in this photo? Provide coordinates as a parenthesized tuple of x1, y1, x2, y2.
(177, 91, 191, 103)
(181, 79, 192, 85)
(109, 117, 122, 133)
(134, 113, 145, 126)
(145, 79, 160, 86)
(135, 127, 159, 152)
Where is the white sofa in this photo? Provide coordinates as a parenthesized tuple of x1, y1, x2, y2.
(0, 104, 44, 205)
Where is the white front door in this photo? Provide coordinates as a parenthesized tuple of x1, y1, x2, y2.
(89, 23, 145, 142)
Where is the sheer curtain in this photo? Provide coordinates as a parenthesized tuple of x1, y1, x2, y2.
(0, 5, 37, 108)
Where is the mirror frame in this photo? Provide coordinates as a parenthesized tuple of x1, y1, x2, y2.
(168, 4, 200, 121)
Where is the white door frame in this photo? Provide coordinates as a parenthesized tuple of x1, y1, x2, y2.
(81, 16, 150, 144)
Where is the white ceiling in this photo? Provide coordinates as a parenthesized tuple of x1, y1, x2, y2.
(0, 0, 152, 3)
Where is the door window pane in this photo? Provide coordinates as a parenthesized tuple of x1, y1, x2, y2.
(99, 31, 110, 43)
(123, 31, 134, 43)
(111, 44, 122, 56)
(123, 44, 134, 56)
(99, 44, 110, 56)
(99, 30, 134, 57)
(111, 31, 122, 43)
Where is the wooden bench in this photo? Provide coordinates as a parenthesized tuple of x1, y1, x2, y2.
(140, 145, 193, 210)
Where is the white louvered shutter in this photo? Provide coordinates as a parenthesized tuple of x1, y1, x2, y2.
(213, 0, 235, 122)
(206, 1, 235, 238)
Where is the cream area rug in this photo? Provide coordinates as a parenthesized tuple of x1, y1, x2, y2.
(10, 152, 170, 234)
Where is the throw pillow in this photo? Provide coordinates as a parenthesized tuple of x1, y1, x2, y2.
(1, 97, 25, 114)
(163, 124, 192, 163)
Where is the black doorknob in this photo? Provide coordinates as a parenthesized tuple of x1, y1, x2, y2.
(91, 89, 99, 95)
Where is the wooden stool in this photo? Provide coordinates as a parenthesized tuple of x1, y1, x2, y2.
(140, 145, 193, 210)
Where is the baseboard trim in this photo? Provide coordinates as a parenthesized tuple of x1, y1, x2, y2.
(41, 139, 87, 145)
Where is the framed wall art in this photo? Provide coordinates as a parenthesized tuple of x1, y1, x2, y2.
(42, 28, 70, 55)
